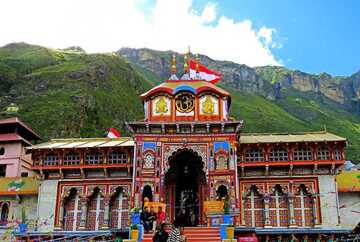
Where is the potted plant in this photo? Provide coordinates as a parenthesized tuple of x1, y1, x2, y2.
(19, 207, 27, 234)
(130, 207, 141, 225)
(130, 224, 139, 240)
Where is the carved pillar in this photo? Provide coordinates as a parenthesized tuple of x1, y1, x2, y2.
(241, 192, 246, 226)
(288, 193, 297, 227)
(311, 194, 320, 226)
(79, 195, 88, 230)
(102, 195, 111, 229)
(56, 198, 65, 229)
(264, 193, 271, 228)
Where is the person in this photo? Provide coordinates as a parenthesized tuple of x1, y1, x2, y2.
(167, 220, 186, 242)
(153, 223, 169, 242)
(149, 206, 157, 231)
(140, 206, 151, 233)
(157, 206, 166, 225)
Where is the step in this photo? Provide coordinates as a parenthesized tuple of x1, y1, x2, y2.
(142, 227, 221, 242)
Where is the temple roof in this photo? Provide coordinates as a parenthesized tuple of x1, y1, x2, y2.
(27, 137, 134, 150)
(336, 171, 360, 192)
(0, 177, 39, 195)
(140, 79, 230, 100)
(0, 117, 41, 141)
(239, 131, 346, 144)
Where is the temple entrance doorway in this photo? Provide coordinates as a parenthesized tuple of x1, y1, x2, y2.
(165, 149, 206, 226)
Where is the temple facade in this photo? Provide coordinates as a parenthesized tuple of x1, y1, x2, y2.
(19, 56, 355, 241)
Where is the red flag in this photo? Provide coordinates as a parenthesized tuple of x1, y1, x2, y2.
(107, 127, 120, 138)
(189, 59, 221, 84)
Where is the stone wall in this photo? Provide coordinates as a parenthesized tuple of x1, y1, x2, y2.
(339, 192, 360, 229)
(37, 180, 58, 232)
(318, 175, 339, 227)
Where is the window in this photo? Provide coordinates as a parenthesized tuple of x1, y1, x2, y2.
(269, 185, 289, 227)
(293, 146, 313, 161)
(244, 148, 264, 162)
(108, 151, 127, 164)
(0, 203, 9, 225)
(21, 172, 28, 177)
(334, 149, 342, 160)
(43, 153, 59, 166)
(0, 165, 6, 177)
(0, 147, 4, 156)
(64, 152, 80, 165)
(317, 146, 330, 160)
(85, 152, 103, 165)
(244, 186, 264, 227)
(269, 147, 288, 161)
(294, 185, 314, 227)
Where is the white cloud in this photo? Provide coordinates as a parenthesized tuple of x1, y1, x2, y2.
(0, 0, 281, 66)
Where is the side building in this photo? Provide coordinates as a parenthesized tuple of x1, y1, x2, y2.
(0, 118, 41, 241)
(26, 137, 134, 239)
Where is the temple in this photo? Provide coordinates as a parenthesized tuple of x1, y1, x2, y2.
(6, 54, 358, 241)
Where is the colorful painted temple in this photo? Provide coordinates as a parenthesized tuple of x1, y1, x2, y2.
(1, 54, 359, 241)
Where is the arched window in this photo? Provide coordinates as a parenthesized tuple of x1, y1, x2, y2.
(334, 148, 342, 160)
(269, 147, 288, 161)
(85, 151, 103, 165)
(108, 150, 128, 164)
(0, 203, 9, 225)
(43, 152, 59, 166)
(244, 186, 264, 227)
(63, 152, 80, 165)
(294, 185, 314, 227)
(63, 188, 81, 231)
(110, 187, 129, 229)
(215, 154, 228, 170)
(317, 145, 330, 160)
(244, 148, 264, 162)
(293, 146, 313, 161)
(269, 185, 289, 227)
(86, 188, 104, 231)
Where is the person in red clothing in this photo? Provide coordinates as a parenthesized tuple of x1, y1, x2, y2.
(157, 206, 166, 224)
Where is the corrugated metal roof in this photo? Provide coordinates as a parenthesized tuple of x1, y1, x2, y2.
(27, 137, 134, 150)
(239, 131, 346, 144)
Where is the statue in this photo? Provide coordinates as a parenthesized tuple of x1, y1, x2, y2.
(155, 96, 168, 114)
(202, 96, 214, 114)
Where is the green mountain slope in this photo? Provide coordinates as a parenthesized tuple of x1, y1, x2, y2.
(0, 43, 150, 139)
(119, 48, 360, 161)
(0, 43, 359, 161)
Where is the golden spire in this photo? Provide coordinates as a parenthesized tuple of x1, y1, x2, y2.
(171, 53, 177, 74)
(183, 53, 189, 73)
(195, 54, 200, 72)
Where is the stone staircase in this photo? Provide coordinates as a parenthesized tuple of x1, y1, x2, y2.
(142, 227, 221, 242)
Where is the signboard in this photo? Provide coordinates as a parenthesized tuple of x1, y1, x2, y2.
(203, 200, 224, 214)
(146, 202, 166, 212)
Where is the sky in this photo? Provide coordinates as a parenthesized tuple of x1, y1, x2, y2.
(0, 0, 359, 76)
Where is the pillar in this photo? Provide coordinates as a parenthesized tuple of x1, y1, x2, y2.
(240, 192, 246, 226)
(79, 195, 88, 229)
(56, 198, 65, 229)
(102, 195, 111, 229)
(312, 194, 320, 226)
(264, 193, 271, 228)
(288, 193, 297, 227)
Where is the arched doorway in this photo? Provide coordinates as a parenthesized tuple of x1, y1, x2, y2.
(165, 149, 206, 226)
(0, 203, 9, 225)
(142, 185, 153, 208)
(216, 185, 228, 200)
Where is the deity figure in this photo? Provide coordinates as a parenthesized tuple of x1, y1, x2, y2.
(202, 96, 214, 114)
(155, 96, 168, 114)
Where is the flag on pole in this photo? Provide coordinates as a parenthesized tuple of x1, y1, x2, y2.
(189, 59, 221, 84)
(107, 127, 121, 138)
